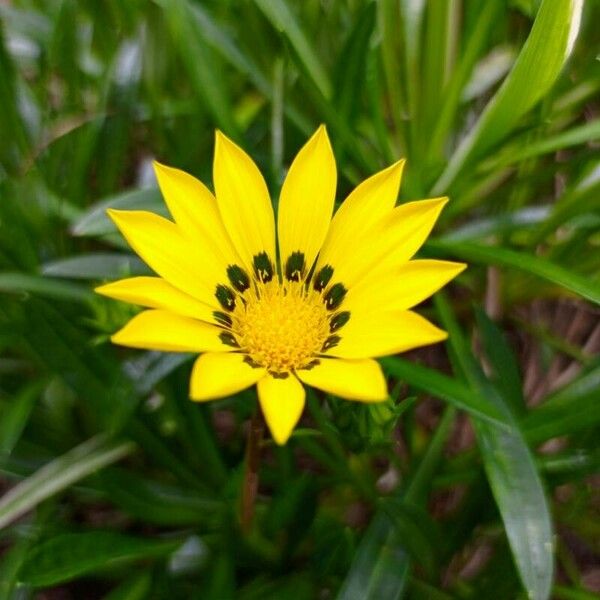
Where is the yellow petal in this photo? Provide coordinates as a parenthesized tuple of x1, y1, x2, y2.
(213, 131, 275, 272)
(296, 358, 387, 402)
(111, 309, 232, 353)
(95, 276, 217, 323)
(107, 209, 225, 307)
(153, 161, 240, 264)
(328, 310, 447, 359)
(190, 352, 265, 401)
(257, 374, 305, 445)
(345, 259, 466, 314)
(277, 125, 336, 278)
(316, 160, 405, 274)
(324, 197, 447, 289)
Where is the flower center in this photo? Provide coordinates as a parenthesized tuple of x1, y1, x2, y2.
(232, 280, 330, 374)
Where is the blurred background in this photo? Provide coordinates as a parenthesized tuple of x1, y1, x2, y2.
(0, 0, 599, 598)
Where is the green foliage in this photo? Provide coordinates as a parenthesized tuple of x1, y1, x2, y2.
(0, 0, 598, 599)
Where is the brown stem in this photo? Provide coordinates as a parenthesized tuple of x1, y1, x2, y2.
(240, 410, 264, 532)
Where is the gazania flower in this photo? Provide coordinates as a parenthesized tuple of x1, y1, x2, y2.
(96, 126, 465, 445)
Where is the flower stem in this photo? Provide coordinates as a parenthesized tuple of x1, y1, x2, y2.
(241, 409, 263, 532)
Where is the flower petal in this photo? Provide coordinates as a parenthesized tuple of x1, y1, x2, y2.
(327, 310, 447, 359)
(297, 358, 387, 402)
(345, 259, 466, 314)
(107, 209, 225, 307)
(111, 309, 232, 353)
(257, 374, 305, 445)
(213, 131, 276, 272)
(96, 276, 216, 323)
(153, 161, 240, 264)
(323, 197, 447, 289)
(316, 160, 404, 275)
(277, 125, 336, 278)
(190, 352, 266, 401)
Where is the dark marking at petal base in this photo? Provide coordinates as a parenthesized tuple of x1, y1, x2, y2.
(215, 284, 236, 311)
(285, 251, 306, 282)
(313, 265, 334, 292)
(269, 371, 290, 379)
(243, 355, 263, 369)
(227, 264, 250, 293)
(321, 335, 341, 351)
(213, 311, 232, 327)
(299, 358, 321, 370)
(219, 331, 239, 347)
(324, 283, 347, 310)
(330, 311, 350, 332)
(253, 252, 274, 283)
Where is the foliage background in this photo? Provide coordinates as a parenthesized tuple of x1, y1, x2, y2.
(0, 0, 599, 598)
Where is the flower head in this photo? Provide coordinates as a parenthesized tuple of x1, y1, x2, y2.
(96, 126, 465, 444)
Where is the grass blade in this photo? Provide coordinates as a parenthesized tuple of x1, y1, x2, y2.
(436, 295, 554, 600)
(19, 532, 179, 588)
(0, 435, 134, 530)
(254, 0, 332, 99)
(433, 0, 584, 192)
(428, 240, 600, 305)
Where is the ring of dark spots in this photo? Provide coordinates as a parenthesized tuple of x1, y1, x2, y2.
(243, 355, 262, 369)
(219, 331, 239, 347)
(253, 252, 274, 283)
(330, 311, 350, 332)
(285, 251, 306, 282)
(213, 310, 233, 328)
(324, 283, 347, 310)
(321, 335, 341, 352)
(313, 265, 334, 292)
(269, 371, 289, 379)
(227, 264, 250, 293)
(299, 358, 320, 370)
(215, 284, 236, 311)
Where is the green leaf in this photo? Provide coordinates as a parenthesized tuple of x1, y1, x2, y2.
(19, 532, 179, 588)
(381, 356, 507, 427)
(254, 0, 332, 99)
(42, 253, 149, 280)
(433, 0, 584, 192)
(336, 513, 409, 600)
(103, 572, 152, 600)
(155, 0, 239, 136)
(436, 295, 553, 600)
(70, 188, 164, 238)
(493, 118, 600, 167)
(333, 3, 375, 124)
(99, 468, 221, 526)
(523, 360, 600, 443)
(0, 382, 42, 456)
(475, 309, 525, 416)
(0, 435, 134, 530)
(428, 239, 600, 305)
(0, 272, 94, 303)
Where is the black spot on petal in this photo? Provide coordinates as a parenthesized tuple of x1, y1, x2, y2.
(330, 311, 350, 332)
(269, 371, 290, 379)
(243, 355, 263, 369)
(285, 251, 306, 282)
(321, 335, 341, 351)
(227, 264, 250, 292)
(219, 331, 239, 347)
(300, 359, 321, 370)
(313, 265, 334, 292)
(213, 311, 232, 327)
(215, 284, 236, 311)
(324, 283, 347, 310)
(253, 252, 274, 283)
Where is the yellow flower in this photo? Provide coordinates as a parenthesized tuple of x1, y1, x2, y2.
(96, 126, 465, 445)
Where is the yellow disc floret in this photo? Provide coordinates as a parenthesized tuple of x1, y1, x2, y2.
(233, 280, 330, 374)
